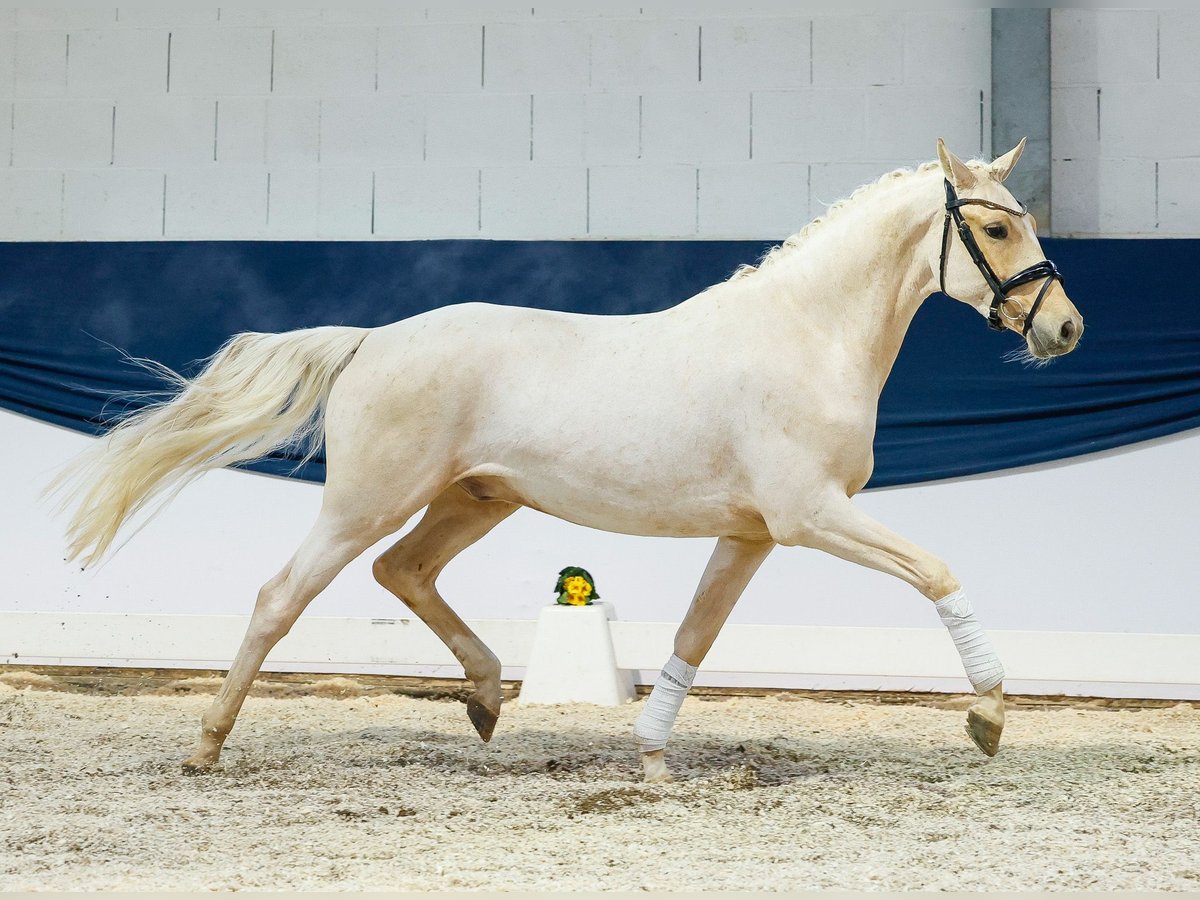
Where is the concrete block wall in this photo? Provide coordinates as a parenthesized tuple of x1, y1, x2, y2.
(0, 6, 991, 241)
(1051, 9, 1200, 237)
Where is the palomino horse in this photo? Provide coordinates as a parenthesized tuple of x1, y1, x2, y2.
(55, 139, 1083, 782)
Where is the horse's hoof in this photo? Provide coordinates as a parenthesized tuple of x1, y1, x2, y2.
(466, 697, 499, 743)
(181, 756, 217, 775)
(965, 708, 1002, 757)
(640, 749, 672, 783)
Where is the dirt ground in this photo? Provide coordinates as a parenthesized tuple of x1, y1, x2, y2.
(1, 669, 1198, 892)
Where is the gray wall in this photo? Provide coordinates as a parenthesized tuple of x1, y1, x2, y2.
(1052, 8, 1200, 236)
(0, 6, 990, 240)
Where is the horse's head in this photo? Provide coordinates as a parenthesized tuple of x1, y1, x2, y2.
(935, 138, 1083, 360)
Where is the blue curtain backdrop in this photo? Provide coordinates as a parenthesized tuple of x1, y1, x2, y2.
(0, 239, 1196, 487)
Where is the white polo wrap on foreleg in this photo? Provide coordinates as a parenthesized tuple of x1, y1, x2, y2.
(934, 588, 1004, 693)
(634, 654, 697, 752)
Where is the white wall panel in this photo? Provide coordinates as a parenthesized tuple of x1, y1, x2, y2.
(115, 5, 215, 27)
(480, 165, 587, 238)
(264, 167, 318, 237)
(1050, 9, 1200, 236)
(113, 97, 214, 167)
(640, 91, 749, 164)
(377, 23, 482, 94)
(699, 18, 809, 90)
(865, 86, 982, 160)
(808, 161, 903, 222)
(215, 9, 321, 28)
(589, 19, 699, 91)
(271, 26, 377, 96)
(168, 26, 272, 96)
(588, 164, 695, 237)
(13, 29, 66, 97)
(12, 99, 112, 167)
(1051, 9, 1158, 86)
(424, 3, 535, 25)
(1050, 85, 1099, 160)
(16, 8, 116, 28)
(314, 166, 373, 237)
(264, 98, 320, 166)
(0, 32, 15, 97)
(1158, 10, 1200, 83)
(318, 96, 424, 165)
(164, 167, 267, 238)
(373, 165, 480, 238)
(901, 11, 990, 86)
(1099, 84, 1200, 160)
(0, 169, 61, 238)
(0, 102, 11, 165)
(65, 28, 167, 97)
(63, 168, 163, 238)
(484, 22, 589, 92)
(528, 92, 584, 162)
(1157, 158, 1200, 234)
(751, 89, 865, 162)
(811, 15, 901, 87)
(1051, 157, 1158, 237)
(698, 163, 806, 238)
(321, 7, 427, 27)
(215, 98, 266, 164)
(425, 92, 530, 165)
(580, 93, 642, 163)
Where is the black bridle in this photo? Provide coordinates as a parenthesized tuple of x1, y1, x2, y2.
(939, 178, 1063, 335)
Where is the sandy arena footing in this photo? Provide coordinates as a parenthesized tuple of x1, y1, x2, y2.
(1, 671, 1198, 891)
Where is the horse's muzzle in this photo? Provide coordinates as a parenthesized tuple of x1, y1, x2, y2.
(1031, 313, 1084, 357)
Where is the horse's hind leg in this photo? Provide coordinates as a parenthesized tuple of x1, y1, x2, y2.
(182, 507, 395, 772)
(372, 485, 518, 742)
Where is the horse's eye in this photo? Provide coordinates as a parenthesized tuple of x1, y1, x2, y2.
(984, 223, 1008, 239)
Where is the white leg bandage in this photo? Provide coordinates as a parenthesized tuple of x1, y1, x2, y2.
(934, 588, 1004, 693)
(634, 654, 697, 752)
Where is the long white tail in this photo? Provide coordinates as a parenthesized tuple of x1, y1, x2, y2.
(49, 325, 369, 566)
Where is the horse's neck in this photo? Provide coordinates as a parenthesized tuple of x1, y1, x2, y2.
(766, 175, 940, 393)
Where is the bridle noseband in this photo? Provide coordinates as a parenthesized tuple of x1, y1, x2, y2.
(939, 178, 1062, 335)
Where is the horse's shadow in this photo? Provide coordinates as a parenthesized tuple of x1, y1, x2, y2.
(189, 719, 1192, 791)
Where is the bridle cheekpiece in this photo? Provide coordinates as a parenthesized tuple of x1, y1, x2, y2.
(939, 178, 1063, 335)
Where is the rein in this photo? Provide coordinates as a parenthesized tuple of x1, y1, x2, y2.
(939, 178, 1062, 335)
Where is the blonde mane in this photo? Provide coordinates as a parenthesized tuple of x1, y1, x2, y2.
(730, 159, 988, 282)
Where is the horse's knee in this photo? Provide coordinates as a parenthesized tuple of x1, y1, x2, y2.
(919, 561, 959, 602)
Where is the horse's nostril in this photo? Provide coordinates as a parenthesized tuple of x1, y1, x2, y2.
(1060, 319, 1076, 343)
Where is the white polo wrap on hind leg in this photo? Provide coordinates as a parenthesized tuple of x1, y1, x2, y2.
(934, 588, 1004, 693)
(634, 654, 697, 752)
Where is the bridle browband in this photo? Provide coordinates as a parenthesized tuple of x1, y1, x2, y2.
(939, 178, 1062, 335)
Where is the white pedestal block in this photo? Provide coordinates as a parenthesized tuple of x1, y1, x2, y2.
(518, 601, 636, 706)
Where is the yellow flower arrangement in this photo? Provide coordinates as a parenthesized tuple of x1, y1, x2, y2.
(554, 566, 599, 606)
(561, 575, 592, 606)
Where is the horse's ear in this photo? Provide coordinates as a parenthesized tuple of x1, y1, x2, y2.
(990, 136, 1026, 183)
(937, 138, 976, 191)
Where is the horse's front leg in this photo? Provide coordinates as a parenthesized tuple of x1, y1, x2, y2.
(773, 495, 1006, 756)
(635, 536, 774, 783)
